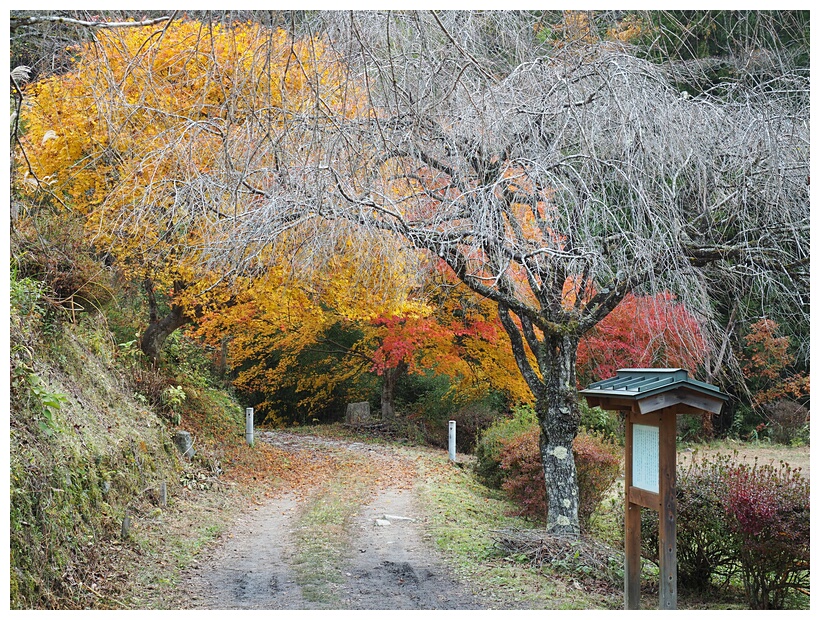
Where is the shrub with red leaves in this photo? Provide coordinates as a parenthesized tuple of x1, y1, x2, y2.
(498, 427, 545, 519)
(498, 427, 620, 529)
(721, 459, 810, 609)
(574, 431, 622, 526)
(642, 452, 809, 608)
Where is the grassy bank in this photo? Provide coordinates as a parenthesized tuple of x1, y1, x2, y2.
(8, 304, 293, 609)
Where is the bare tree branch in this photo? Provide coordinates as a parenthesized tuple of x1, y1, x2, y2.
(10, 14, 176, 32)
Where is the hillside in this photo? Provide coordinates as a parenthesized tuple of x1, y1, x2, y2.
(8, 287, 272, 609)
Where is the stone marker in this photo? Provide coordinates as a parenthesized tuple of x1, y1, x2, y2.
(245, 407, 254, 445)
(173, 430, 195, 458)
(345, 401, 371, 425)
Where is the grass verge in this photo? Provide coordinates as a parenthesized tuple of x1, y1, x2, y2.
(288, 453, 378, 607)
(413, 455, 622, 609)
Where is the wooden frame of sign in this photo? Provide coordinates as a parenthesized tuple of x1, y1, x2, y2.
(625, 404, 676, 609)
(581, 369, 727, 610)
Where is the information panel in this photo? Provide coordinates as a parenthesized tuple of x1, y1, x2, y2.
(632, 424, 659, 493)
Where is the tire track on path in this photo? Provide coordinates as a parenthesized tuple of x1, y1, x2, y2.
(176, 430, 486, 609)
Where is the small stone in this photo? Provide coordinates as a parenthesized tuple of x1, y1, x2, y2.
(375, 519, 391, 526)
(173, 430, 195, 458)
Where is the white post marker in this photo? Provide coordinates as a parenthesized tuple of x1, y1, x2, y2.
(245, 407, 254, 445)
(448, 420, 456, 462)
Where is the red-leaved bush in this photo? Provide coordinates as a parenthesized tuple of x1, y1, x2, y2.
(498, 427, 621, 529)
(642, 452, 809, 608)
(498, 427, 544, 519)
(574, 432, 623, 526)
(721, 459, 810, 609)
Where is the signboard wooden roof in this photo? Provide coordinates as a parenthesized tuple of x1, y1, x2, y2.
(580, 368, 729, 415)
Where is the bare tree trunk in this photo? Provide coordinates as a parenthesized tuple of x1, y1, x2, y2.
(497, 302, 584, 537)
(140, 279, 191, 361)
(218, 336, 230, 377)
(141, 305, 189, 361)
(380, 360, 407, 423)
(536, 333, 582, 538)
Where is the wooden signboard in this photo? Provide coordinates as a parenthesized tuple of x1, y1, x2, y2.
(580, 369, 727, 610)
(624, 407, 677, 609)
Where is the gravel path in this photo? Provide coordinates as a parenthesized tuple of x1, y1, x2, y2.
(180, 494, 309, 609)
(339, 488, 482, 609)
(175, 431, 484, 610)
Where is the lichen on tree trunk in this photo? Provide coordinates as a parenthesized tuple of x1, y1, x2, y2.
(536, 332, 582, 537)
(499, 301, 583, 537)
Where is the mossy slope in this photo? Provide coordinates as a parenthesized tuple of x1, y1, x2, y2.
(9, 311, 238, 609)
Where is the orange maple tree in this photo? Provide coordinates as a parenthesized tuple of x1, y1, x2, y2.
(740, 319, 809, 407)
(364, 264, 532, 421)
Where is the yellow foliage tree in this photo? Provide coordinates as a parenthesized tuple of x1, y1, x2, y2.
(195, 246, 532, 425)
(197, 233, 432, 419)
(17, 17, 363, 358)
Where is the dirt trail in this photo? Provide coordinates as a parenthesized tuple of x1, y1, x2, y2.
(339, 488, 481, 609)
(181, 494, 308, 609)
(175, 431, 485, 610)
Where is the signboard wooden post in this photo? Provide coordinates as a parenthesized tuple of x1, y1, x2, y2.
(623, 406, 678, 608)
(580, 369, 727, 610)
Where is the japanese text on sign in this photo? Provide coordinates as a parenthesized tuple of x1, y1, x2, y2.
(632, 424, 659, 493)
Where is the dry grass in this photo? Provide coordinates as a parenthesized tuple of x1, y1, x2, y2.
(491, 528, 624, 588)
(679, 440, 810, 478)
